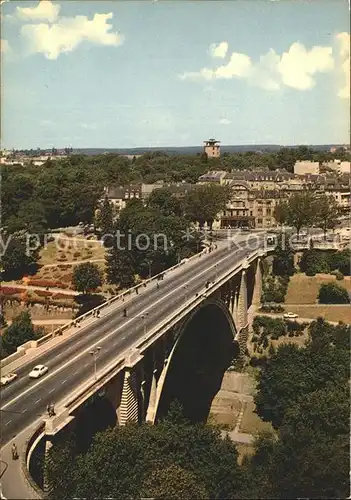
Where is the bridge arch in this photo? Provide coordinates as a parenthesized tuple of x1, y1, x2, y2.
(152, 298, 239, 424)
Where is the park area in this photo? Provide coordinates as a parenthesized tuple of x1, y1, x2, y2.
(285, 273, 351, 304)
(1, 236, 107, 325)
(285, 273, 351, 323)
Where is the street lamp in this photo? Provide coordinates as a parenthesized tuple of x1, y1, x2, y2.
(89, 346, 101, 381)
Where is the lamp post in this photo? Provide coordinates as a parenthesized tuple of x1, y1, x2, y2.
(89, 346, 101, 381)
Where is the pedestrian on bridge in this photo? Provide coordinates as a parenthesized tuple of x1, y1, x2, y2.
(123, 308, 127, 318)
(157, 282, 160, 290)
(11, 443, 18, 460)
(96, 310, 101, 318)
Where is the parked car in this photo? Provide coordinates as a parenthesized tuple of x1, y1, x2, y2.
(283, 312, 298, 319)
(1, 372, 18, 386)
(29, 365, 49, 379)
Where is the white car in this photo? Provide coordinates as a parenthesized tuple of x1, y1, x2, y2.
(29, 365, 49, 379)
(283, 312, 298, 319)
(0, 372, 18, 386)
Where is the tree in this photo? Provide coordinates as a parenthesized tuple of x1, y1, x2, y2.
(273, 201, 289, 227)
(254, 320, 349, 428)
(98, 196, 114, 236)
(46, 406, 245, 500)
(141, 464, 208, 499)
(1, 233, 39, 280)
(105, 246, 135, 289)
(272, 237, 294, 276)
(317, 282, 350, 304)
(72, 263, 103, 294)
(148, 187, 183, 217)
(284, 192, 317, 237)
(328, 249, 351, 275)
(272, 384, 349, 499)
(299, 249, 330, 276)
(184, 184, 231, 229)
(1, 311, 37, 357)
(314, 194, 340, 238)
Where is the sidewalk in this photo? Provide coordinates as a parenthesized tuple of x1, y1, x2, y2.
(222, 430, 254, 445)
(1, 250, 211, 376)
(1, 421, 43, 499)
(1, 283, 78, 296)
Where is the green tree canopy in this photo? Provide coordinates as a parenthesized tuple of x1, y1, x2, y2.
(1, 311, 37, 357)
(1, 233, 39, 280)
(184, 184, 231, 228)
(317, 282, 350, 304)
(314, 194, 340, 237)
(284, 191, 317, 236)
(72, 262, 103, 294)
(254, 320, 350, 428)
(46, 407, 244, 500)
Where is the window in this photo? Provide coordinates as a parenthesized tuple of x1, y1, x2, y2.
(257, 218, 263, 224)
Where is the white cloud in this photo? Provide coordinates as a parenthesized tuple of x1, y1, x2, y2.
(219, 118, 231, 125)
(16, 0, 61, 23)
(336, 32, 350, 99)
(0, 38, 10, 53)
(20, 12, 124, 60)
(209, 41, 228, 59)
(180, 41, 335, 93)
(215, 52, 252, 79)
(278, 42, 334, 90)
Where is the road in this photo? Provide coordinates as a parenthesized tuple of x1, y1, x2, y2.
(0, 234, 264, 446)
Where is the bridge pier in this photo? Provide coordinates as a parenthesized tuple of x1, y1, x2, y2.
(146, 369, 158, 422)
(119, 369, 139, 425)
(236, 267, 249, 358)
(252, 258, 263, 306)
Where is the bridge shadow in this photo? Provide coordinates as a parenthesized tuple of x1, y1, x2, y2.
(156, 302, 239, 424)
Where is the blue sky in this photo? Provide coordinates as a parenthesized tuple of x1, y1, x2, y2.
(1, 0, 350, 149)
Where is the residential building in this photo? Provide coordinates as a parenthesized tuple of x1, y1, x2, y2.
(199, 169, 350, 228)
(198, 171, 227, 185)
(324, 160, 350, 174)
(294, 160, 320, 175)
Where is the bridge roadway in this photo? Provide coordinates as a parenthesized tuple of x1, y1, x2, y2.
(0, 234, 263, 446)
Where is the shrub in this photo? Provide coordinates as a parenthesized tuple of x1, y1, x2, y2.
(327, 249, 351, 275)
(318, 283, 350, 304)
(58, 264, 70, 271)
(331, 270, 344, 281)
(0, 286, 24, 295)
(299, 249, 330, 275)
(35, 290, 52, 297)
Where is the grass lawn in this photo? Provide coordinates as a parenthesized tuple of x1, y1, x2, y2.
(40, 238, 105, 266)
(239, 401, 273, 435)
(283, 305, 351, 324)
(285, 273, 351, 304)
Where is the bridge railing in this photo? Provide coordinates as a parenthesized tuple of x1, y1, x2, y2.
(135, 252, 258, 355)
(1, 248, 209, 368)
(44, 250, 259, 419)
(36, 248, 208, 343)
